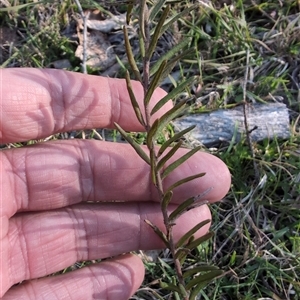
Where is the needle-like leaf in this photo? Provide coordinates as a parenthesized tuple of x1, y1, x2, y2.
(162, 146, 202, 180)
(144, 219, 169, 248)
(186, 269, 223, 291)
(165, 172, 206, 194)
(146, 118, 159, 148)
(158, 125, 196, 157)
(157, 141, 183, 171)
(114, 123, 150, 164)
(168, 196, 194, 222)
(144, 60, 167, 105)
(183, 265, 220, 279)
(125, 71, 146, 127)
(151, 76, 197, 115)
(176, 219, 211, 248)
(126, 3, 133, 25)
(147, 5, 170, 59)
(152, 99, 188, 144)
(184, 232, 214, 251)
(159, 281, 181, 294)
(161, 190, 173, 211)
(123, 26, 142, 82)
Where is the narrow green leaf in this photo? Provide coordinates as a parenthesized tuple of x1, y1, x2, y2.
(183, 266, 220, 279)
(123, 26, 142, 82)
(162, 146, 202, 179)
(150, 38, 191, 76)
(176, 219, 211, 248)
(152, 100, 188, 145)
(146, 119, 159, 148)
(144, 219, 169, 247)
(185, 232, 214, 251)
(161, 190, 173, 211)
(157, 141, 183, 171)
(125, 71, 146, 127)
(158, 125, 196, 157)
(114, 123, 150, 164)
(139, 0, 147, 42)
(160, 48, 195, 82)
(149, 0, 167, 21)
(174, 247, 190, 261)
(138, 32, 145, 58)
(168, 196, 195, 222)
(151, 76, 197, 115)
(0, 1, 43, 11)
(178, 283, 189, 298)
(159, 281, 181, 293)
(150, 149, 157, 185)
(166, 173, 206, 195)
(144, 60, 167, 105)
(147, 5, 170, 59)
(185, 270, 223, 291)
(161, 4, 197, 34)
(126, 3, 133, 25)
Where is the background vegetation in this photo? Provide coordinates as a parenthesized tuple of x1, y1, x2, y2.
(1, 0, 299, 299)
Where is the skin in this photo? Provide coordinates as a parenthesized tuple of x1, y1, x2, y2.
(0, 69, 231, 300)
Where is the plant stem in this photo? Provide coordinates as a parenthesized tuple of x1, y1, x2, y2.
(141, 3, 188, 298)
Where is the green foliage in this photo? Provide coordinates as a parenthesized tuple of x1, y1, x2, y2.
(115, 2, 221, 299)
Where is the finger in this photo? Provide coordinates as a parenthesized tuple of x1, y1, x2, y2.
(3, 202, 211, 290)
(2, 140, 231, 216)
(2, 254, 144, 300)
(0, 68, 170, 143)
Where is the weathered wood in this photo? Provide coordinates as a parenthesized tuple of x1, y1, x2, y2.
(173, 103, 290, 147)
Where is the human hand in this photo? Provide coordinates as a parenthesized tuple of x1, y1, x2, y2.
(0, 68, 231, 299)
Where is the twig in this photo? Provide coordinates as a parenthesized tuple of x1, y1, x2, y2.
(74, 0, 87, 74)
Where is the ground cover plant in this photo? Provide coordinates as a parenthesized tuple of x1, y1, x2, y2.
(1, 0, 299, 299)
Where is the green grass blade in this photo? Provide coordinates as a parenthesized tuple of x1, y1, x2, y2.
(150, 38, 191, 76)
(149, 0, 167, 21)
(162, 146, 202, 179)
(161, 4, 198, 35)
(151, 76, 197, 115)
(176, 219, 211, 248)
(158, 125, 196, 157)
(114, 123, 150, 164)
(125, 71, 146, 127)
(166, 172, 206, 195)
(0, 1, 44, 11)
